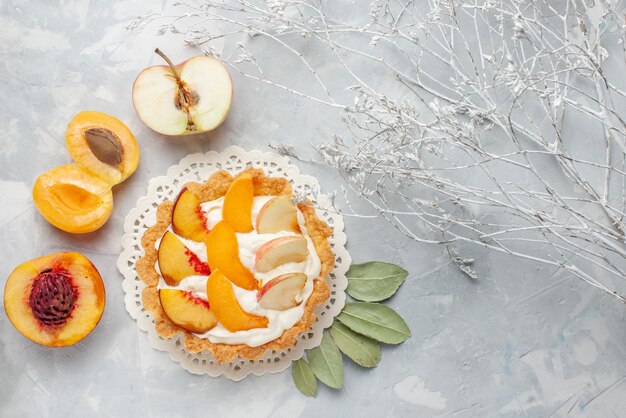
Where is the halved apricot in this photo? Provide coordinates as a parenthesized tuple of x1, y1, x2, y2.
(4, 252, 106, 347)
(66, 111, 140, 185)
(206, 270, 268, 332)
(33, 164, 113, 234)
(206, 221, 258, 290)
(222, 172, 254, 232)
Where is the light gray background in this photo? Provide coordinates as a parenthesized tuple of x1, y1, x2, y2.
(1, 1, 625, 417)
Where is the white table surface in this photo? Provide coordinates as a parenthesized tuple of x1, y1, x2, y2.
(1, 1, 626, 417)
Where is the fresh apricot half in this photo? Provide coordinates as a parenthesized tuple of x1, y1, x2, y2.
(66, 111, 140, 185)
(33, 164, 113, 234)
(4, 252, 106, 347)
(206, 221, 258, 290)
(222, 172, 254, 232)
(206, 270, 268, 332)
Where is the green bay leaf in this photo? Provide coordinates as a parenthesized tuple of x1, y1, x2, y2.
(337, 302, 410, 344)
(307, 331, 344, 389)
(292, 358, 317, 397)
(330, 322, 381, 368)
(346, 261, 408, 302)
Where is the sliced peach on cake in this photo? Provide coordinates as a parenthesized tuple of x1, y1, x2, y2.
(4, 252, 106, 347)
(256, 195, 300, 234)
(206, 221, 258, 290)
(159, 289, 217, 333)
(222, 172, 254, 232)
(172, 188, 211, 242)
(257, 273, 307, 311)
(255, 236, 309, 273)
(33, 164, 114, 234)
(65, 111, 140, 185)
(158, 231, 211, 285)
(206, 270, 268, 332)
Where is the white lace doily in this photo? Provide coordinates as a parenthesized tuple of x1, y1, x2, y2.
(117, 146, 349, 380)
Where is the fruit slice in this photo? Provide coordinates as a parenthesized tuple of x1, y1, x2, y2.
(158, 231, 211, 285)
(255, 236, 309, 273)
(257, 273, 307, 311)
(33, 164, 114, 234)
(65, 111, 140, 185)
(206, 270, 268, 332)
(206, 221, 258, 290)
(172, 188, 211, 242)
(159, 289, 217, 333)
(4, 252, 106, 347)
(222, 172, 254, 232)
(256, 195, 300, 234)
(132, 50, 233, 136)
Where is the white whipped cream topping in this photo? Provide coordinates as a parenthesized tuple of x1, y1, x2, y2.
(167, 275, 209, 301)
(156, 195, 322, 347)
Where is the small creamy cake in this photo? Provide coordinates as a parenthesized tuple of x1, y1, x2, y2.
(137, 168, 333, 363)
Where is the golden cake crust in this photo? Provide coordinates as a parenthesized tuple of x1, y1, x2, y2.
(137, 168, 333, 364)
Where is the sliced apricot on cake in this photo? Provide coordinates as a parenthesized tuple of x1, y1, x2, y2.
(222, 172, 254, 232)
(159, 289, 217, 333)
(172, 188, 211, 242)
(206, 221, 258, 290)
(206, 270, 268, 332)
(158, 231, 211, 285)
(4, 252, 106, 347)
(33, 164, 114, 234)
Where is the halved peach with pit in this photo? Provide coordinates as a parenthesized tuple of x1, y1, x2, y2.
(159, 289, 217, 333)
(33, 164, 113, 234)
(172, 188, 211, 242)
(65, 111, 140, 185)
(158, 231, 211, 285)
(4, 252, 106, 347)
(206, 270, 268, 332)
(222, 172, 254, 232)
(206, 221, 258, 290)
